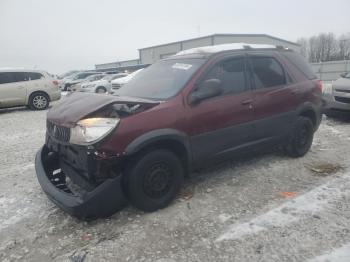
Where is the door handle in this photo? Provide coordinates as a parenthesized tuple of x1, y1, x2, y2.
(17, 86, 25, 89)
(241, 99, 253, 105)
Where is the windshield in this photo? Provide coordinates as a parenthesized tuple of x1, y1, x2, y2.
(114, 59, 205, 100)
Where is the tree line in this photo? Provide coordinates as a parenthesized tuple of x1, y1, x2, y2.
(297, 33, 350, 63)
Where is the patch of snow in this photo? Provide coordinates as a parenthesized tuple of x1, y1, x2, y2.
(308, 242, 350, 262)
(175, 43, 276, 56)
(218, 214, 232, 223)
(216, 173, 350, 242)
(0, 197, 40, 231)
(326, 125, 343, 136)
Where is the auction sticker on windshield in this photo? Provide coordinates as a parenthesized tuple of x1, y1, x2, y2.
(172, 63, 193, 70)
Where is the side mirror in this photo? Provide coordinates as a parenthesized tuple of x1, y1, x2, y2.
(340, 72, 347, 78)
(189, 79, 223, 104)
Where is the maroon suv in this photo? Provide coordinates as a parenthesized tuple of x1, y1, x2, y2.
(35, 44, 323, 220)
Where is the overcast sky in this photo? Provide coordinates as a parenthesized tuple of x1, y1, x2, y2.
(0, 0, 349, 74)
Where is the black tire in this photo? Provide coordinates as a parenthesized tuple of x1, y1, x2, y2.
(28, 92, 49, 110)
(124, 149, 184, 212)
(285, 116, 314, 157)
(96, 86, 107, 94)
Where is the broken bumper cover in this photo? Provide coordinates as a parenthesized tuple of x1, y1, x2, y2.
(35, 146, 128, 220)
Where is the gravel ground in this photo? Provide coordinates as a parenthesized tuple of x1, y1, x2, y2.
(1, 102, 350, 262)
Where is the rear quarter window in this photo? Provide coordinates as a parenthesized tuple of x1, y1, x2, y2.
(281, 51, 316, 80)
(26, 72, 44, 80)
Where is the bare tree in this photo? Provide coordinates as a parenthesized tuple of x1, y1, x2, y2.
(297, 38, 308, 59)
(299, 32, 349, 62)
(338, 33, 350, 60)
(308, 36, 320, 62)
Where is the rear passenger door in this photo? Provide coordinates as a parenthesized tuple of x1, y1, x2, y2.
(0, 72, 27, 107)
(247, 53, 298, 141)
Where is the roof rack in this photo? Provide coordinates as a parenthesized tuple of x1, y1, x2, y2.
(175, 43, 278, 56)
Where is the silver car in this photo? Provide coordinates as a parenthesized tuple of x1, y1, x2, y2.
(323, 72, 350, 116)
(0, 69, 61, 110)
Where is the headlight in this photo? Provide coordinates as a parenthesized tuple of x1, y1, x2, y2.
(322, 83, 333, 94)
(70, 118, 119, 145)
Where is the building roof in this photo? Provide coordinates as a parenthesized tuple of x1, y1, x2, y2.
(138, 34, 300, 51)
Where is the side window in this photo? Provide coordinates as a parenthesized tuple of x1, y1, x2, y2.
(250, 57, 286, 89)
(80, 74, 90, 79)
(26, 72, 43, 80)
(0, 72, 15, 84)
(202, 57, 246, 95)
(13, 72, 29, 82)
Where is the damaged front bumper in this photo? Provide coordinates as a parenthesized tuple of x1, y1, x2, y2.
(35, 145, 128, 220)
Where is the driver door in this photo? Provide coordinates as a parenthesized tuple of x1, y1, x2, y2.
(187, 55, 255, 165)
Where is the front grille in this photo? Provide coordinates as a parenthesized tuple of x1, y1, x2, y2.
(112, 83, 122, 89)
(47, 121, 71, 142)
(335, 89, 350, 93)
(334, 96, 350, 104)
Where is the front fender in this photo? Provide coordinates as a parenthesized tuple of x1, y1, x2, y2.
(125, 128, 192, 168)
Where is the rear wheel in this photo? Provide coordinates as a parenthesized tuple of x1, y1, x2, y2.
(285, 116, 314, 157)
(124, 149, 184, 212)
(96, 86, 106, 94)
(29, 93, 49, 110)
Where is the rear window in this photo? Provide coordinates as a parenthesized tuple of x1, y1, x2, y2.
(281, 51, 316, 80)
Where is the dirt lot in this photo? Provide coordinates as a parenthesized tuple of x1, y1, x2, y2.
(1, 102, 350, 262)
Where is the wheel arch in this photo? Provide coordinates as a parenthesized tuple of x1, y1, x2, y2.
(125, 129, 192, 175)
(26, 90, 50, 105)
(295, 102, 321, 131)
(95, 86, 107, 93)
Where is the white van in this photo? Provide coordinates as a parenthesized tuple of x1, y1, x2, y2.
(0, 69, 61, 110)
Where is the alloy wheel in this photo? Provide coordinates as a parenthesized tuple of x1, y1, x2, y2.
(33, 95, 48, 109)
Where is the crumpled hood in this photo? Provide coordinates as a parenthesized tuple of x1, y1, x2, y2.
(47, 92, 159, 127)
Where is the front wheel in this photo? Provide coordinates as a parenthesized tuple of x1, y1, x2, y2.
(124, 149, 184, 212)
(285, 116, 314, 157)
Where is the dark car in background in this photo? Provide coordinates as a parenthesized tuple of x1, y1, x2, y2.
(35, 43, 323, 220)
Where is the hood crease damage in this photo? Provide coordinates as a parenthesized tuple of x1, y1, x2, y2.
(47, 92, 160, 127)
